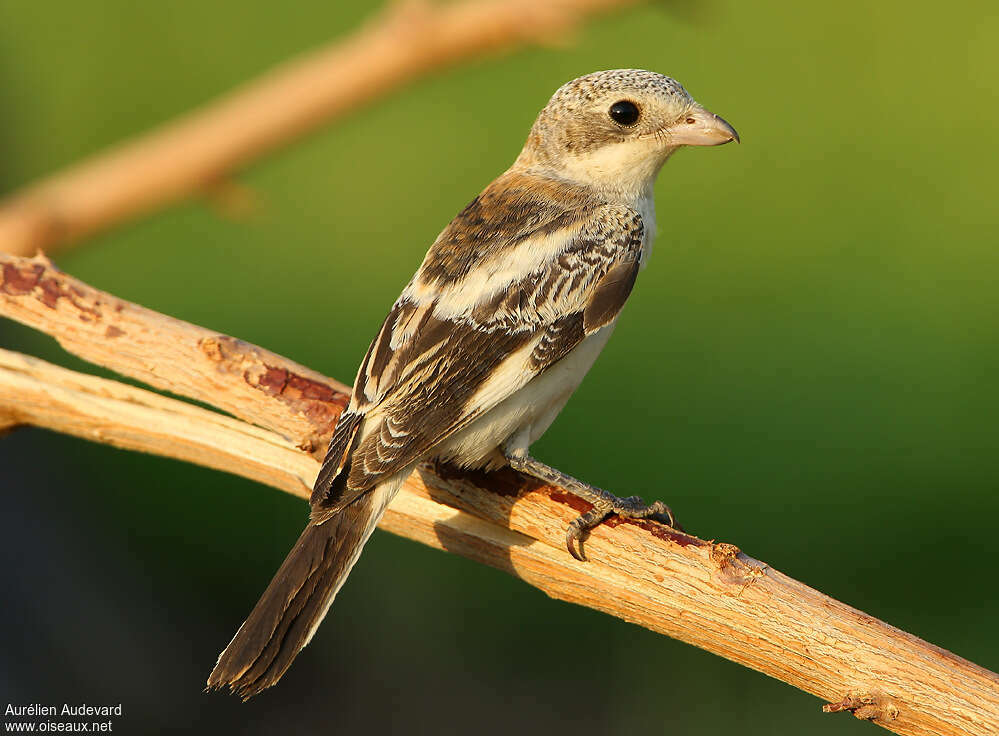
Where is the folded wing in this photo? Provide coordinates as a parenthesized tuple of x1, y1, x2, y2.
(313, 190, 645, 512)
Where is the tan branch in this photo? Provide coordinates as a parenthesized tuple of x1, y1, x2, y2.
(2, 255, 997, 735)
(0, 0, 644, 257)
(0, 253, 347, 452)
(0, 349, 316, 496)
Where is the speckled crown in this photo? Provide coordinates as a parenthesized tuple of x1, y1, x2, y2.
(543, 69, 693, 116)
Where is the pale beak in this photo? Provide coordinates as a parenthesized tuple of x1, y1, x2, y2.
(665, 106, 740, 146)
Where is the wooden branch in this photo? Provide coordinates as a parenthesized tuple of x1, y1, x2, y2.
(0, 348, 316, 496)
(2, 255, 998, 735)
(0, 253, 348, 452)
(0, 0, 644, 257)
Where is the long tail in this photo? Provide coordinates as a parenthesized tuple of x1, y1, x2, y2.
(207, 481, 396, 699)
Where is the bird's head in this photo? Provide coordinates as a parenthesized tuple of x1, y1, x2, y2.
(517, 69, 738, 197)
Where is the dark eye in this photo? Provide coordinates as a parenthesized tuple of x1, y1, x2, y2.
(609, 100, 640, 126)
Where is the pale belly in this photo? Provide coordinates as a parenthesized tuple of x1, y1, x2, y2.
(434, 323, 617, 469)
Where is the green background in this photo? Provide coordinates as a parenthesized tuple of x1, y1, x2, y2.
(2, 1, 997, 733)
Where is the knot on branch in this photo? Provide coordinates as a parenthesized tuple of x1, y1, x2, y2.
(823, 691, 900, 723)
(710, 541, 767, 592)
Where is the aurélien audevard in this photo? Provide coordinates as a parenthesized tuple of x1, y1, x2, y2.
(5, 704, 123, 717)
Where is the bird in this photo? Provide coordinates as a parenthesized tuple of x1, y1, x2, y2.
(207, 69, 738, 699)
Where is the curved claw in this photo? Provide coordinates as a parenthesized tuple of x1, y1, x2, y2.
(565, 498, 677, 562)
(566, 507, 611, 562)
(567, 530, 586, 562)
(648, 500, 676, 528)
(566, 516, 590, 561)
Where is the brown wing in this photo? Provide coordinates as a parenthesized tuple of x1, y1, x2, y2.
(312, 199, 644, 512)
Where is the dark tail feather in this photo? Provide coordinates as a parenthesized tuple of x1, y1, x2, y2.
(207, 488, 385, 699)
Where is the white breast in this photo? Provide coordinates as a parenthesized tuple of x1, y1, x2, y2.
(435, 323, 617, 469)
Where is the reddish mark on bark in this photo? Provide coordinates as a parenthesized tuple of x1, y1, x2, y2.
(251, 365, 348, 431)
(256, 366, 341, 403)
(199, 336, 347, 432)
(37, 278, 62, 308)
(548, 489, 591, 513)
(1, 263, 44, 294)
(1, 262, 101, 319)
(632, 519, 706, 548)
(256, 366, 289, 394)
(287, 368, 339, 402)
(546, 490, 705, 547)
(104, 325, 125, 338)
(433, 463, 527, 498)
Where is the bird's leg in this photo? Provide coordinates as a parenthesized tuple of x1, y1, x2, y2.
(504, 453, 675, 562)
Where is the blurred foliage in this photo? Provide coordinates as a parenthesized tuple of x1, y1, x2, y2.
(1, 1, 997, 734)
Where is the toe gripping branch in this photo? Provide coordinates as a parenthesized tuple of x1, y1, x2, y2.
(505, 454, 675, 561)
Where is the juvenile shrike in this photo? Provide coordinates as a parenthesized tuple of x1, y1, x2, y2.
(208, 69, 738, 698)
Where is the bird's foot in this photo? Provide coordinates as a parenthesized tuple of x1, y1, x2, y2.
(565, 493, 674, 562)
(504, 453, 675, 561)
